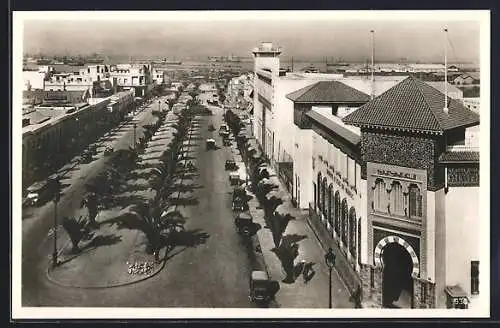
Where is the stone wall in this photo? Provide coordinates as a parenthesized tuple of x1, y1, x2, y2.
(360, 130, 445, 191)
(413, 277, 436, 308)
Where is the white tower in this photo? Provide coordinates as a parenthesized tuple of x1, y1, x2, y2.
(252, 42, 282, 76)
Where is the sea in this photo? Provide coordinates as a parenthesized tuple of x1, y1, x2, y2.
(24, 59, 333, 74)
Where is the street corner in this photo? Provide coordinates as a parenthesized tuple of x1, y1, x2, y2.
(46, 218, 166, 289)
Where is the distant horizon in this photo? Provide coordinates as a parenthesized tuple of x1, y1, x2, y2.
(23, 52, 479, 66)
(21, 12, 481, 64)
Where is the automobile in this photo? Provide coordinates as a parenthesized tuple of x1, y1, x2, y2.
(81, 150, 93, 163)
(104, 146, 114, 156)
(249, 271, 280, 305)
(208, 124, 216, 131)
(219, 124, 229, 136)
(206, 138, 216, 150)
(229, 171, 240, 185)
(232, 186, 248, 211)
(234, 212, 253, 236)
(89, 144, 98, 155)
(225, 159, 237, 171)
(23, 178, 60, 207)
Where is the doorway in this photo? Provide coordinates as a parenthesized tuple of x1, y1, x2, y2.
(382, 243, 414, 308)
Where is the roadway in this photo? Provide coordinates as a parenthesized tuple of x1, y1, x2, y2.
(22, 105, 259, 307)
(21, 98, 162, 305)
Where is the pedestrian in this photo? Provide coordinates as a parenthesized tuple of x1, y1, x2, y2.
(303, 261, 316, 283)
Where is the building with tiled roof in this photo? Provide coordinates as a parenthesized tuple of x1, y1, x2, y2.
(286, 80, 370, 104)
(249, 46, 482, 309)
(343, 76, 479, 134)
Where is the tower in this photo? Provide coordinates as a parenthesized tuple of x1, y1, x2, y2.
(252, 42, 282, 76)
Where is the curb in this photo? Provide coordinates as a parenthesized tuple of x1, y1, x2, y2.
(46, 250, 167, 290)
(304, 214, 359, 298)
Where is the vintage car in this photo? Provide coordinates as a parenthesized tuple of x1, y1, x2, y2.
(229, 171, 240, 185)
(225, 159, 237, 171)
(23, 177, 60, 207)
(206, 138, 216, 150)
(232, 186, 248, 211)
(234, 212, 253, 236)
(81, 150, 93, 163)
(219, 124, 229, 136)
(249, 271, 280, 305)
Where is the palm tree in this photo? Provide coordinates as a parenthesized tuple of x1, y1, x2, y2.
(61, 216, 91, 254)
(130, 199, 165, 260)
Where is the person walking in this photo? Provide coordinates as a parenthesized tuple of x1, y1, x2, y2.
(302, 261, 316, 284)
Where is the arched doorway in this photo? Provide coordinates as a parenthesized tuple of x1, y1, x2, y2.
(375, 236, 419, 308)
(381, 243, 413, 308)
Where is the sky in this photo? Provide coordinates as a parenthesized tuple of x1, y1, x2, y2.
(22, 14, 481, 63)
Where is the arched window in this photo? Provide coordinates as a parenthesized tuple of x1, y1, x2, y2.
(409, 184, 423, 218)
(341, 199, 348, 246)
(389, 181, 405, 216)
(322, 177, 327, 217)
(349, 208, 356, 256)
(328, 185, 333, 226)
(357, 217, 362, 266)
(317, 172, 322, 211)
(334, 191, 341, 236)
(373, 178, 387, 213)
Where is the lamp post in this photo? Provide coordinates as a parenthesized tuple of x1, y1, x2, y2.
(51, 177, 62, 268)
(133, 123, 137, 150)
(324, 247, 336, 309)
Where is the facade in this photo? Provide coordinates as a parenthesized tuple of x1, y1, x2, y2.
(44, 65, 111, 91)
(22, 90, 135, 188)
(109, 63, 154, 97)
(23, 70, 47, 91)
(284, 75, 480, 309)
(342, 76, 480, 309)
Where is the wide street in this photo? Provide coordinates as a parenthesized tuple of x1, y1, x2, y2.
(22, 105, 259, 307)
(21, 99, 160, 305)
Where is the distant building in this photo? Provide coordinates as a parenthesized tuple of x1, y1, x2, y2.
(425, 82, 463, 100)
(453, 73, 480, 85)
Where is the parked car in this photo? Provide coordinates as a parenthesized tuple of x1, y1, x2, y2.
(234, 212, 253, 236)
(225, 159, 237, 171)
(249, 271, 280, 305)
(208, 124, 216, 131)
(219, 124, 229, 136)
(206, 138, 216, 150)
(81, 150, 93, 163)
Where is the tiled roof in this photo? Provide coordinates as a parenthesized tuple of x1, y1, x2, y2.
(342, 76, 480, 133)
(286, 81, 370, 104)
(439, 151, 479, 163)
(306, 110, 361, 145)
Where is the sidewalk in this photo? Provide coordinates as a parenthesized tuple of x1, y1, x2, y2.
(230, 142, 353, 308)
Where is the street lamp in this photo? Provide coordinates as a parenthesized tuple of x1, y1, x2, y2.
(51, 177, 62, 268)
(133, 123, 137, 150)
(324, 247, 336, 309)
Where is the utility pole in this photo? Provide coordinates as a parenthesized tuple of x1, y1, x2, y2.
(444, 28, 449, 112)
(370, 30, 375, 100)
